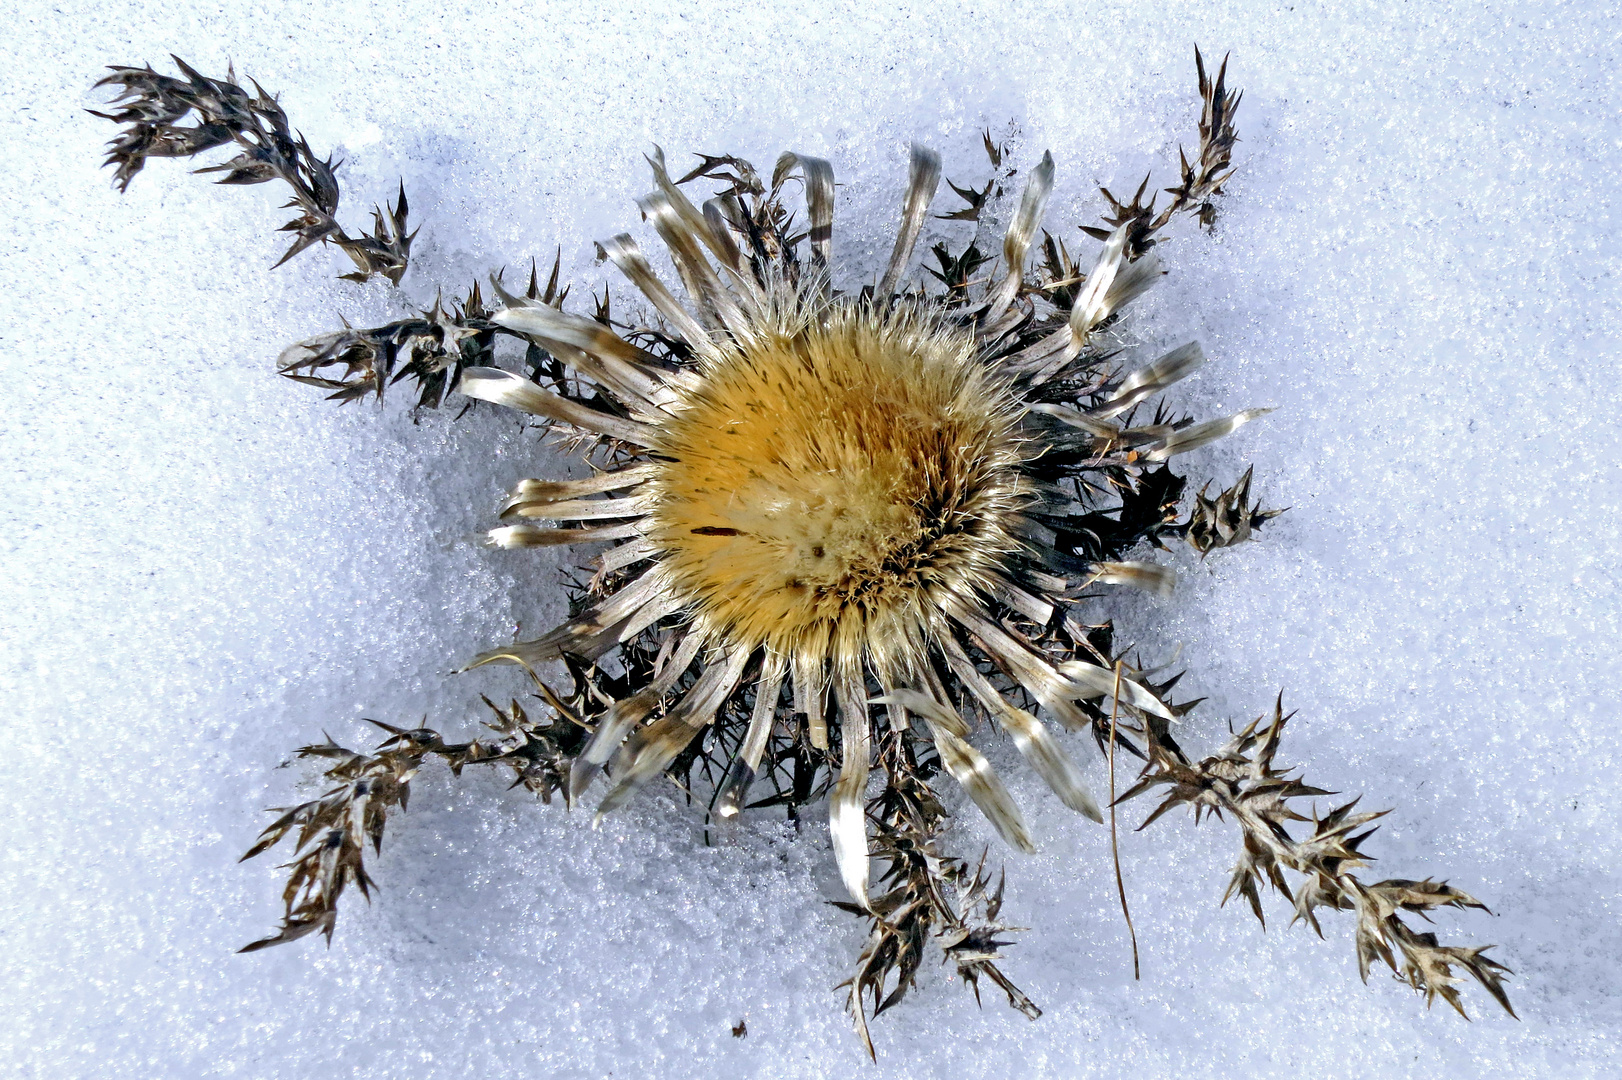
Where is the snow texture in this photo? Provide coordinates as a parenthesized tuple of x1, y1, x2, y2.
(3, 1, 1619, 1076)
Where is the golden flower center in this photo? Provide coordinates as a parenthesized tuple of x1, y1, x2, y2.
(645, 305, 1029, 667)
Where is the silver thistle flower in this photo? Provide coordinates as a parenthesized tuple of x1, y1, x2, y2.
(96, 50, 1513, 1054)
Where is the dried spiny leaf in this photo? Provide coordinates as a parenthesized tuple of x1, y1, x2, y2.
(336, 182, 416, 286)
(240, 696, 586, 951)
(982, 128, 1005, 169)
(1167, 46, 1242, 228)
(1081, 174, 1162, 256)
(93, 58, 413, 285)
(926, 241, 992, 305)
(238, 737, 419, 952)
(674, 153, 764, 197)
(1181, 464, 1283, 555)
(937, 177, 994, 222)
(837, 735, 1038, 1059)
(1126, 694, 1515, 1018)
(273, 277, 532, 410)
(1085, 45, 1242, 257)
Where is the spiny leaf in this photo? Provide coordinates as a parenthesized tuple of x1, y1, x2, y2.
(93, 58, 413, 284)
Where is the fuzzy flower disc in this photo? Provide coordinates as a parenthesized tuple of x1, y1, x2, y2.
(645, 303, 1031, 673)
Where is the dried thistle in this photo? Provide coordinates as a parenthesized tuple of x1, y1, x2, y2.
(93, 57, 415, 284)
(97, 45, 1515, 1052)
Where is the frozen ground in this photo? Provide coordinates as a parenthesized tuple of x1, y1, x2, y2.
(3, 1, 1619, 1076)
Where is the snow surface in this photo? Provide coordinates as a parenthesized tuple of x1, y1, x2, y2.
(4, 1, 1620, 1076)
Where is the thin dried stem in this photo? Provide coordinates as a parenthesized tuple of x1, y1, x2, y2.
(1108, 660, 1141, 979)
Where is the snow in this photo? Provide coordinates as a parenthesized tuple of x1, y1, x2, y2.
(3, 1, 1619, 1076)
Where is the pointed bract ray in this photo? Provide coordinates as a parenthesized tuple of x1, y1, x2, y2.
(878, 144, 943, 297)
(829, 673, 874, 906)
(984, 151, 1055, 323)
